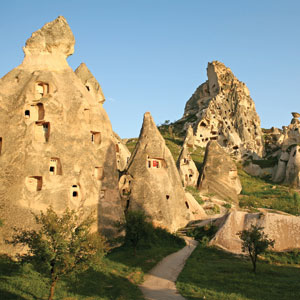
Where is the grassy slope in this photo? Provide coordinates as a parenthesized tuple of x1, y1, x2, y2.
(177, 246, 300, 300)
(0, 241, 184, 300)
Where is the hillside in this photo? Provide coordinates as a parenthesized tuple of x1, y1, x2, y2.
(126, 125, 300, 216)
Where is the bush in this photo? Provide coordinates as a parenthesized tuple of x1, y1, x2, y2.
(186, 224, 218, 243)
(119, 210, 185, 254)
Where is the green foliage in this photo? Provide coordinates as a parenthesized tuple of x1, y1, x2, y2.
(239, 169, 300, 215)
(122, 210, 152, 254)
(118, 210, 185, 254)
(0, 213, 185, 300)
(185, 186, 204, 204)
(125, 138, 138, 154)
(222, 203, 232, 209)
(238, 225, 275, 273)
(177, 246, 300, 300)
(186, 224, 218, 244)
(8, 207, 107, 300)
(205, 204, 220, 215)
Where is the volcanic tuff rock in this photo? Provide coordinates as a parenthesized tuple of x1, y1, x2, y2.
(178, 61, 263, 158)
(0, 16, 124, 254)
(124, 112, 197, 232)
(113, 132, 131, 172)
(210, 210, 300, 253)
(198, 141, 242, 202)
(176, 146, 199, 187)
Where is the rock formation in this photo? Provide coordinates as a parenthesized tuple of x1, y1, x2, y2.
(113, 132, 131, 172)
(0, 16, 124, 254)
(123, 112, 197, 232)
(176, 61, 264, 158)
(176, 146, 199, 187)
(210, 210, 300, 253)
(198, 141, 242, 202)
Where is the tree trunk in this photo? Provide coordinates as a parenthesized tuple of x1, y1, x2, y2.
(48, 277, 58, 300)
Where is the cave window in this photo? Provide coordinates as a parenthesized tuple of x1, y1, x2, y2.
(210, 137, 217, 140)
(0, 137, 2, 155)
(116, 144, 120, 153)
(153, 160, 160, 168)
(91, 131, 101, 145)
(25, 110, 30, 118)
(185, 201, 190, 209)
(86, 85, 90, 91)
(49, 158, 62, 175)
(94, 167, 103, 180)
(35, 82, 49, 99)
(233, 145, 239, 150)
(27, 176, 43, 191)
(71, 185, 80, 200)
(166, 195, 170, 200)
(148, 161, 151, 168)
(100, 190, 105, 199)
(200, 122, 207, 127)
(37, 103, 45, 120)
(43, 123, 50, 142)
(293, 150, 296, 157)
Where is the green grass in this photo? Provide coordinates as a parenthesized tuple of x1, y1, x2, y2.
(0, 233, 184, 300)
(238, 169, 300, 215)
(177, 246, 300, 300)
(125, 138, 138, 154)
(185, 186, 204, 204)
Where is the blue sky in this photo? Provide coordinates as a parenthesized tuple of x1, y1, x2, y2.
(1, 0, 300, 138)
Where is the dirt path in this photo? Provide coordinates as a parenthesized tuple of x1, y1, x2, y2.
(139, 237, 198, 300)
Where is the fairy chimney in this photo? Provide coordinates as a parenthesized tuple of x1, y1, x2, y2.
(198, 141, 242, 202)
(125, 112, 194, 232)
(0, 16, 124, 254)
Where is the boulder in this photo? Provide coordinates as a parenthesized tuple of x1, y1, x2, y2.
(198, 141, 242, 202)
(125, 112, 194, 232)
(210, 210, 300, 253)
(0, 16, 124, 254)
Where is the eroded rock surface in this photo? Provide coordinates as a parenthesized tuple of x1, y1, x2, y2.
(198, 141, 242, 202)
(177, 61, 263, 158)
(210, 210, 300, 253)
(124, 112, 194, 232)
(0, 16, 124, 254)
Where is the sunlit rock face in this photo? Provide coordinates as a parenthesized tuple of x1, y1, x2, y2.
(0, 16, 124, 254)
(177, 61, 264, 158)
(198, 141, 242, 203)
(124, 112, 196, 232)
(210, 210, 300, 254)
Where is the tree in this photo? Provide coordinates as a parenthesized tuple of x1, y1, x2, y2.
(238, 224, 275, 273)
(119, 210, 152, 255)
(8, 207, 107, 300)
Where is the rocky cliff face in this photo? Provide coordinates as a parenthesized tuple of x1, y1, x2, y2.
(123, 112, 197, 232)
(177, 61, 263, 158)
(198, 141, 242, 202)
(0, 16, 124, 254)
(210, 210, 300, 253)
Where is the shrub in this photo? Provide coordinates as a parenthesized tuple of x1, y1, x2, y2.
(7, 207, 107, 300)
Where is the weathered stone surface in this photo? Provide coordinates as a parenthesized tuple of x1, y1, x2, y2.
(20, 16, 75, 71)
(185, 192, 207, 220)
(0, 16, 124, 254)
(210, 210, 300, 253)
(285, 145, 300, 187)
(125, 112, 194, 232)
(113, 132, 131, 172)
(176, 146, 199, 187)
(75, 63, 105, 104)
(176, 61, 263, 158)
(198, 141, 242, 202)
